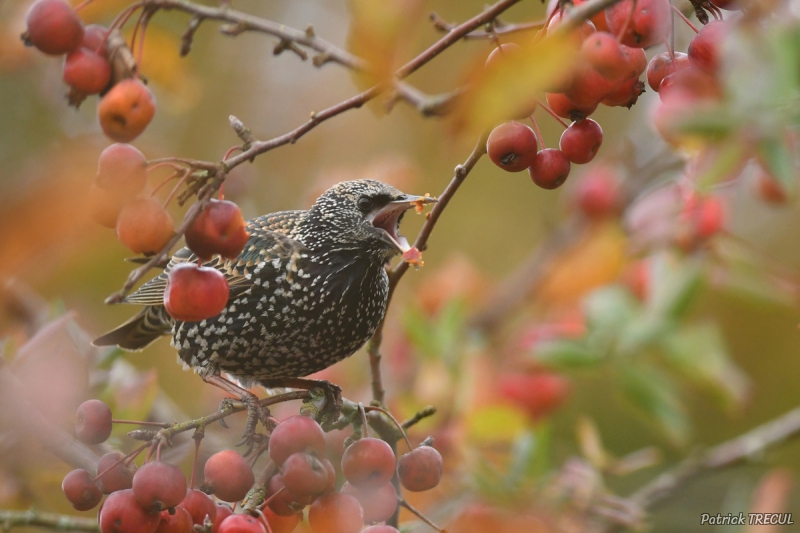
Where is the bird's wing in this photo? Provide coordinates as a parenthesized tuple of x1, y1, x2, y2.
(123, 222, 309, 307)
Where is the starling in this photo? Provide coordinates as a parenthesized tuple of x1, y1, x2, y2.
(94, 180, 433, 438)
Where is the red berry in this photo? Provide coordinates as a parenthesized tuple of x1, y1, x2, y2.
(155, 506, 193, 533)
(341, 481, 398, 523)
(691, 195, 726, 239)
(23, 0, 84, 56)
(308, 493, 363, 533)
(81, 24, 109, 57)
(605, 0, 671, 49)
(116, 196, 174, 255)
(180, 489, 217, 526)
(282, 453, 330, 498)
(340, 437, 396, 490)
(261, 506, 301, 533)
(185, 199, 249, 260)
(268, 415, 326, 466)
(659, 65, 722, 103)
(63, 48, 111, 95)
(211, 503, 234, 533)
(484, 43, 521, 71)
(547, 11, 596, 45)
(216, 514, 266, 533)
(266, 475, 310, 517)
(75, 399, 113, 445)
(96, 143, 148, 198)
(688, 20, 729, 74)
(562, 66, 619, 108)
(545, 92, 597, 121)
(755, 171, 787, 205)
(98, 79, 156, 143)
(202, 450, 254, 503)
(99, 489, 161, 533)
(574, 165, 621, 219)
(559, 119, 603, 164)
(580, 32, 629, 81)
(498, 372, 571, 419)
(646, 51, 690, 92)
(529, 149, 571, 190)
(132, 462, 188, 512)
(96, 452, 136, 494)
(398, 445, 443, 492)
(164, 263, 230, 322)
(486, 122, 538, 173)
(601, 77, 645, 108)
(62, 468, 103, 511)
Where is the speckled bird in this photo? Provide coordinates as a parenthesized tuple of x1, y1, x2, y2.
(95, 181, 432, 401)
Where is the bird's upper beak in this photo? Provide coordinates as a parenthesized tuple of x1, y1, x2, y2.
(368, 194, 437, 253)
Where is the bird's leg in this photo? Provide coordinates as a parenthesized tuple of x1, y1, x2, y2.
(202, 374, 270, 453)
(261, 378, 343, 427)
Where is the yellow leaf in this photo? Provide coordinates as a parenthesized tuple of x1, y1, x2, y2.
(466, 403, 528, 444)
(347, 0, 425, 88)
(453, 33, 579, 136)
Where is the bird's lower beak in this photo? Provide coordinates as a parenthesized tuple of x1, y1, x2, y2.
(369, 195, 436, 253)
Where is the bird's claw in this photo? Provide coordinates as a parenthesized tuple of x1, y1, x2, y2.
(236, 396, 270, 455)
(311, 380, 343, 429)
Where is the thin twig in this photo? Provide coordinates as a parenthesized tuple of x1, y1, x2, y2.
(429, 12, 546, 39)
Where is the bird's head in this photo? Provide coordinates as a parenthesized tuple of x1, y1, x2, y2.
(306, 180, 434, 262)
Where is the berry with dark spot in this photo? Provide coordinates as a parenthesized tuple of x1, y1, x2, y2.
(180, 489, 217, 526)
(98, 79, 156, 143)
(98, 489, 161, 533)
(132, 462, 188, 512)
(559, 119, 603, 164)
(529, 149, 571, 190)
(282, 453, 330, 498)
(155, 506, 193, 533)
(269, 415, 326, 466)
(185, 199, 249, 260)
(486, 122, 538, 173)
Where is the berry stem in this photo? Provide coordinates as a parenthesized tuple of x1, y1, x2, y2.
(102, 2, 144, 50)
(93, 443, 148, 482)
(363, 405, 413, 451)
(536, 99, 569, 128)
(133, 10, 153, 75)
(398, 499, 445, 533)
(72, 0, 95, 13)
(529, 115, 546, 149)
(616, 0, 637, 42)
(161, 171, 192, 209)
(255, 510, 275, 533)
(671, 5, 699, 33)
(151, 169, 184, 197)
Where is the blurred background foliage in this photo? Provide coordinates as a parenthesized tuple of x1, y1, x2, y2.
(1, 0, 800, 531)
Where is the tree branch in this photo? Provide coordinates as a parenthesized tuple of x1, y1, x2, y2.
(0, 509, 99, 532)
(599, 406, 800, 532)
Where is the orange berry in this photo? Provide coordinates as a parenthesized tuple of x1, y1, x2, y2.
(116, 196, 174, 255)
(98, 79, 156, 143)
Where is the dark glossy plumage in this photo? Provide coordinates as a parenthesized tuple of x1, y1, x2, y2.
(94, 180, 426, 388)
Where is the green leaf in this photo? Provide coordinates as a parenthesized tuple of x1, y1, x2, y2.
(660, 323, 751, 410)
(647, 254, 705, 320)
(583, 286, 639, 332)
(617, 315, 672, 356)
(534, 339, 603, 368)
(508, 425, 551, 483)
(619, 364, 690, 446)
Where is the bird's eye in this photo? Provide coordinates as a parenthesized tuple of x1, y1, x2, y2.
(357, 197, 374, 213)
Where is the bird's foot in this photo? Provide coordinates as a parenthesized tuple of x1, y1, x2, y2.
(216, 395, 270, 454)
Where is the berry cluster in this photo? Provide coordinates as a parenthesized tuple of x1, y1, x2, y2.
(484, 0, 735, 192)
(62, 401, 443, 533)
(22, 0, 156, 141)
(265, 415, 443, 533)
(87, 140, 250, 321)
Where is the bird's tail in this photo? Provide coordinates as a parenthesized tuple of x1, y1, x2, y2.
(93, 307, 173, 351)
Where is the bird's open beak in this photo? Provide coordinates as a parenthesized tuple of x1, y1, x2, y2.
(368, 195, 437, 253)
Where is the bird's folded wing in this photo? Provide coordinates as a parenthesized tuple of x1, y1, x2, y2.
(123, 228, 309, 306)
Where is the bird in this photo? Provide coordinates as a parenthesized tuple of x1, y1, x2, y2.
(94, 179, 434, 441)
